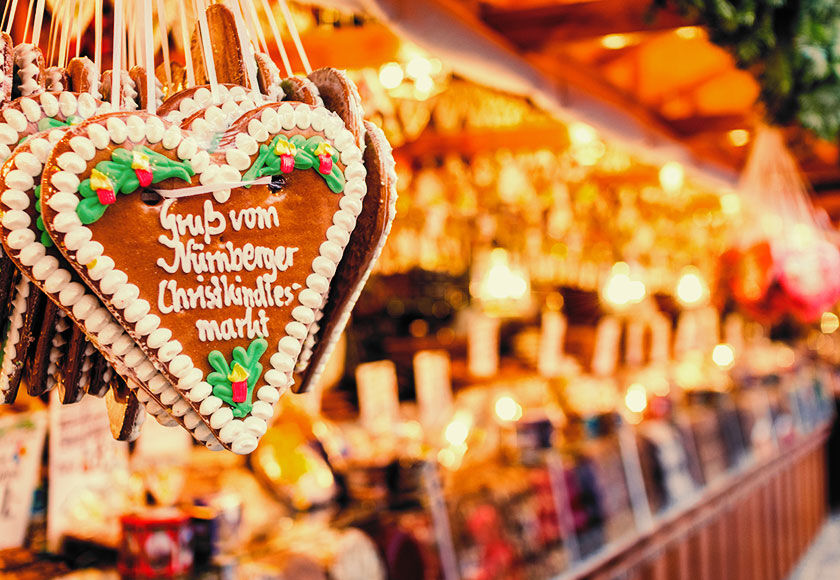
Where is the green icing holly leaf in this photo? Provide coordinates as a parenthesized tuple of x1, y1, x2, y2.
(75, 145, 194, 224)
(242, 134, 344, 192)
(206, 338, 268, 418)
(33, 185, 53, 248)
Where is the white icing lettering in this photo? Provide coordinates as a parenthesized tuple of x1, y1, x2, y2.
(196, 307, 270, 342)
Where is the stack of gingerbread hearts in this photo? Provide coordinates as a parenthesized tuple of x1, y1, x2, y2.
(0, 1, 397, 453)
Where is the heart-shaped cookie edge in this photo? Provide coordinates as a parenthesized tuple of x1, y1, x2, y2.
(41, 102, 366, 453)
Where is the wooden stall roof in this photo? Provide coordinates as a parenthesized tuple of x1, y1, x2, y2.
(454, 0, 840, 221)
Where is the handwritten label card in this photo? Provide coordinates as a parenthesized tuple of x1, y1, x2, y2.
(414, 350, 454, 430)
(625, 319, 646, 367)
(47, 393, 129, 551)
(467, 311, 500, 378)
(538, 310, 567, 377)
(0, 411, 47, 549)
(724, 313, 745, 355)
(650, 313, 672, 363)
(591, 316, 621, 376)
(356, 360, 400, 435)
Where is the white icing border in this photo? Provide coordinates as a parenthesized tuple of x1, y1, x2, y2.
(0, 275, 31, 403)
(0, 97, 220, 447)
(161, 85, 268, 127)
(41, 102, 365, 454)
(298, 122, 398, 389)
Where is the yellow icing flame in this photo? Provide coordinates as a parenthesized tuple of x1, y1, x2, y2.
(131, 150, 150, 171)
(87, 259, 97, 270)
(89, 168, 112, 192)
(274, 139, 296, 157)
(314, 142, 334, 157)
(228, 362, 249, 383)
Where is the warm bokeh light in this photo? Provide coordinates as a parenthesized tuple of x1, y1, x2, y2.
(406, 56, 432, 79)
(625, 383, 648, 414)
(776, 346, 796, 369)
(720, 192, 741, 215)
(379, 62, 404, 89)
(444, 412, 472, 446)
(495, 395, 523, 422)
(602, 263, 646, 308)
(675, 26, 702, 39)
(821, 312, 840, 334)
(568, 122, 598, 147)
(676, 267, 709, 307)
(659, 161, 684, 193)
(601, 34, 630, 49)
(728, 129, 750, 147)
(475, 249, 529, 302)
(712, 343, 736, 369)
(413, 74, 435, 98)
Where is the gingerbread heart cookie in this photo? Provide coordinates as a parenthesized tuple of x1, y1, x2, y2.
(295, 121, 397, 392)
(12, 44, 46, 98)
(0, 33, 12, 104)
(0, 96, 216, 443)
(40, 101, 366, 453)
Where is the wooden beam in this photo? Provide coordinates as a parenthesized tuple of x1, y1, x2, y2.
(395, 123, 568, 159)
(272, 22, 401, 73)
(668, 114, 749, 136)
(479, 0, 690, 49)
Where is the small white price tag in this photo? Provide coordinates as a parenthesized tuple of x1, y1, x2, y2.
(625, 319, 646, 367)
(0, 411, 47, 549)
(674, 310, 698, 356)
(724, 313, 745, 355)
(697, 306, 721, 352)
(650, 313, 672, 363)
(47, 393, 129, 551)
(538, 310, 567, 377)
(413, 350, 453, 430)
(591, 316, 621, 376)
(467, 311, 499, 378)
(356, 360, 400, 435)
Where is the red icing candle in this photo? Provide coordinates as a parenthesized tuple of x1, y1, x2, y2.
(280, 155, 295, 173)
(231, 380, 247, 403)
(318, 156, 333, 175)
(136, 168, 154, 187)
(97, 189, 116, 205)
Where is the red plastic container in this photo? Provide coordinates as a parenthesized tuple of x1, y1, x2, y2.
(119, 508, 193, 578)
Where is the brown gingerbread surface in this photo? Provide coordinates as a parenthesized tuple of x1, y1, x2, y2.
(40, 105, 358, 441)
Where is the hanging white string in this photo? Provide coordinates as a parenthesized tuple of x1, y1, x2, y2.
(176, 0, 195, 87)
(0, 2, 12, 36)
(30, 0, 46, 46)
(277, 0, 310, 74)
(3, 0, 20, 35)
(57, 0, 72, 68)
(228, 0, 259, 90)
(155, 0, 172, 87)
(22, 0, 34, 43)
(241, 0, 269, 56)
(194, 0, 220, 103)
(73, 0, 82, 58)
(258, 0, 292, 76)
(126, 0, 135, 69)
(45, 0, 58, 64)
(111, 0, 124, 107)
(143, 0, 156, 113)
(155, 176, 272, 199)
(94, 0, 102, 74)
